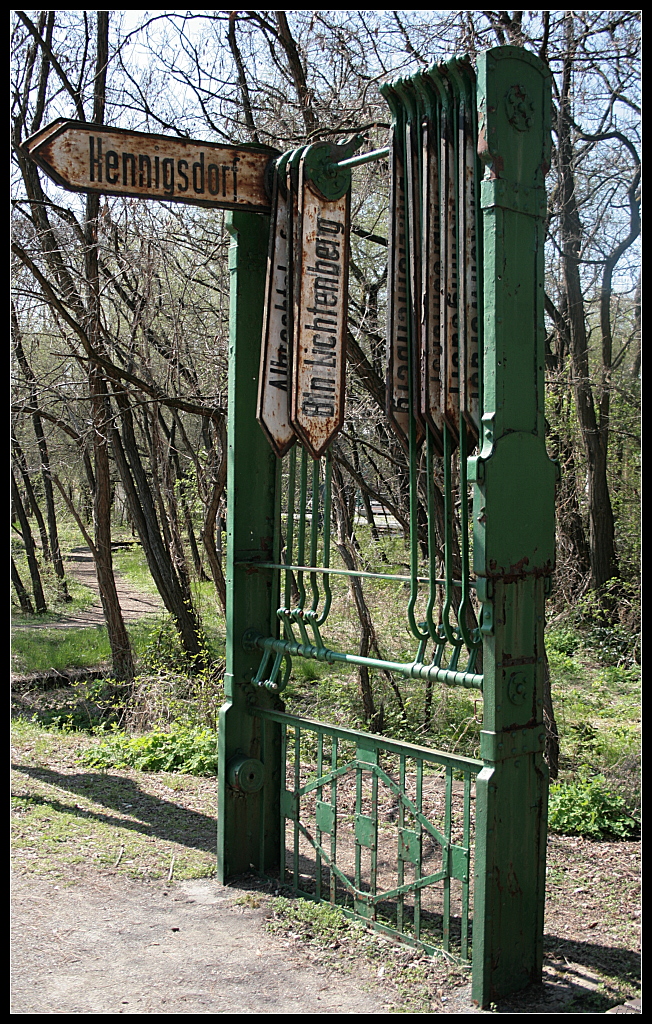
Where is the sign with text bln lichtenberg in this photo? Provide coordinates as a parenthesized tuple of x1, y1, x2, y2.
(26, 120, 275, 213)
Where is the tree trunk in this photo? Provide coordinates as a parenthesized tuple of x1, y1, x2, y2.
(558, 16, 619, 600)
(84, 11, 134, 682)
(12, 557, 34, 615)
(11, 469, 47, 613)
(109, 385, 207, 667)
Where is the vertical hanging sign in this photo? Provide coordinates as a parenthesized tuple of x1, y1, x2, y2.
(290, 144, 353, 460)
(257, 157, 296, 456)
(418, 79, 445, 452)
(457, 63, 481, 443)
(439, 73, 461, 445)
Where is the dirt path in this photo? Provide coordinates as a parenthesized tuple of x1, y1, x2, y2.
(11, 874, 400, 1015)
(12, 546, 163, 630)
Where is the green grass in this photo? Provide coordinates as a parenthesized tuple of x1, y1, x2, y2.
(11, 619, 166, 676)
(546, 624, 640, 815)
(12, 625, 113, 675)
(11, 718, 217, 882)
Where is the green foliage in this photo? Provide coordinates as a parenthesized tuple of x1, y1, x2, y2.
(548, 774, 639, 840)
(79, 724, 218, 776)
(266, 896, 352, 944)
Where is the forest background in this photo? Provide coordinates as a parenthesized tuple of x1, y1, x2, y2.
(11, 11, 640, 802)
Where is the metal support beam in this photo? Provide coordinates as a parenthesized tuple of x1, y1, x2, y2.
(469, 46, 556, 1006)
(217, 209, 284, 882)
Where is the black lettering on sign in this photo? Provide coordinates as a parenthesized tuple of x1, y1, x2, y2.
(122, 152, 136, 187)
(106, 150, 119, 184)
(139, 154, 151, 188)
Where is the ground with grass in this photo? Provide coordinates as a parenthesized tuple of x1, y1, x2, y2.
(11, 533, 640, 1012)
(11, 718, 640, 1014)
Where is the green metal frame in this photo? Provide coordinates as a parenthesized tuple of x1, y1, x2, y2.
(217, 45, 555, 1009)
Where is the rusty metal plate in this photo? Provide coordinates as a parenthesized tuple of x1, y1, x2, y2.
(26, 120, 276, 212)
(386, 128, 424, 452)
(290, 163, 349, 460)
(420, 113, 445, 453)
(439, 94, 461, 445)
(458, 96, 480, 443)
(404, 115, 427, 442)
(257, 168, 296, 456)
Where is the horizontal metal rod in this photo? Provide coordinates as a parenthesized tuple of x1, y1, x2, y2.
(330, 146, 390, 170)
(253, 706, 483, 772)
(253, 634, 484, 690)
(237, 559, 473, 589)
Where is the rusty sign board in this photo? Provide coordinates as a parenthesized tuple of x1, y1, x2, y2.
(25, 119, 276, 212)
(456, 81, 480, 441)
(385, 123, 425, 453)
(419, 107, 445, 452)
(385, 130, 411, 451)
(439, 87, 461, 445)
(257, 165, 296, 457)
(290, 158, 349, 460)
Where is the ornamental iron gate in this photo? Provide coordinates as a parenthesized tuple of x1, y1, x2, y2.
(217, 45, 556, 1009)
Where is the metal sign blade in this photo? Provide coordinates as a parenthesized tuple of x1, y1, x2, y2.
(458, 72, 481, 444)
(290, 163, 349, 460)
(257, 166, 296, 456)
(439, 82, 461, 446)
(420, 112, 445, 453)
(25, 120, 277, 212)
(403, 111, 427, 446)
(385, 126, 424, 452)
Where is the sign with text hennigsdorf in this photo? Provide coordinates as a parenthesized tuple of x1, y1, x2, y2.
(25, 120, 276, 212)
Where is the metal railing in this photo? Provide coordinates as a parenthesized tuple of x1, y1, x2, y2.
(255, 707, 482, 959)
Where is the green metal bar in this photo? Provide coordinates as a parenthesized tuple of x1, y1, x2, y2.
(443, 765, 452, 951)
(317, 454, 333, 625)
(239, 560, 472, 588)
(331, 146, 390, 171)
(370, 764, 379, 911)
(457, 419, 477, 649)
(397, 752, 406, 934)
(309, 457, 321, 612)
(414, 758, 423, 941)
(251, 632, 483, 689)
(294, 725, 301, 885)
(316, 730, 323, 900)
(280, 720, 287, 883)
(355, 759, 362, 908)
(441, 426, 462, 647)
(255, 707, 482, 775)
(284, 447, 297, 610)
(295, 448, 308, 610)
(461, 772, 472, 960)
(330, 736, 338, 904)
(424, 431, 439, 641)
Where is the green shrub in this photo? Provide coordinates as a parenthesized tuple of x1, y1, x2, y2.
(548, 774, 639, 839)
(79, 724, 218, 776)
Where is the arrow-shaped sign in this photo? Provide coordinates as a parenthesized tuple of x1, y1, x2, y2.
(25, 120, 277, 212)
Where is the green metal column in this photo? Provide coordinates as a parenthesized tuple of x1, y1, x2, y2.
(217, 209, 283, 882)
(469, 47, 557, 1006)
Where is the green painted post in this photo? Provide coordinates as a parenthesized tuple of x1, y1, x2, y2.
(217, 209, 284, 882)
(469, 47, 556, 1005)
